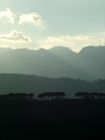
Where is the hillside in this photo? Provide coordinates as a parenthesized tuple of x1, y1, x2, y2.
(0, 74, 105, 97)
(0, 46, 105, 80)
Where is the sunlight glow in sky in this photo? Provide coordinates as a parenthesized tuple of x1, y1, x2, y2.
(0, 0, 105, 52)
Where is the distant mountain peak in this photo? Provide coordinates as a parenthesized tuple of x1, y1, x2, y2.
(49, 46, 73, 51)
(48, 46, 76, 55)
(80, 46, 105, 54)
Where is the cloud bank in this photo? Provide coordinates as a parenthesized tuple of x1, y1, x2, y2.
(38, 33, 105, 52)
(0, 30, 31, 43)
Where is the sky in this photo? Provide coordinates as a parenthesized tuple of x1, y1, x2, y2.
(0, 0, 105, 52)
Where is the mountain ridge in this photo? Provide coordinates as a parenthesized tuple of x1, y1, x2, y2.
(0, 46, 105, 80)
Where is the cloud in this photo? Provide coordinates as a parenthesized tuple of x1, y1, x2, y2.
(38, 34, 105, 52)
(0, 8, 16, 24)
(0, 30, 31, 43)
(19, 13, 46, 28)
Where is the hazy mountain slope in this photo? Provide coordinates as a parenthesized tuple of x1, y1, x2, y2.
(49, 46, 105, 80)
(49, 46, 89, 79)
(0, 46, 105, 80)
(75, 46, 105, 80)
(0, 47, 85, 79)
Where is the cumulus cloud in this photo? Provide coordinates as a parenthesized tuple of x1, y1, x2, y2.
(38, 34, 105, 52)
(0, 8, 16, 24)
(18, 13, 46, 28)
(0, 30, 31, 43)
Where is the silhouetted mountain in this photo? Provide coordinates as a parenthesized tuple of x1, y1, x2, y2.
(0, 73, 105, 97)
(0, 46, 105, 80)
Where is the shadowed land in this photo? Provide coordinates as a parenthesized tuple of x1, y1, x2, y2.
(0, 92, 104, 139)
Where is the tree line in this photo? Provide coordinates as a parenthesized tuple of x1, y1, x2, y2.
(37, 92, 65, 100)
(0, 93, 34, 100)
(0, 92, 66, 101)
(75, 92, 105, 100)
(0, 92, 105, 101)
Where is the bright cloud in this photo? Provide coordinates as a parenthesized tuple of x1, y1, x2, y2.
(0, 8, 16, 24)
(19, 13, 46, 28)
(38, 33, 105, 52)
(0, 30, 31, 43)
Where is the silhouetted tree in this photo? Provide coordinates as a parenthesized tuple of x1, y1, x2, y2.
(75, 92, 105, 100)
(54, 92, 66, 99)
(75, 92, 90, 100)
(11, 93, 28, 100)
(37, 92, 66, 100)
(37, 93, 46, 100)
(97, 93, 105, 99)
(28, 93, 35, 98)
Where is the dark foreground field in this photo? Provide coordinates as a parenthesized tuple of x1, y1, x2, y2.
(0, 99, 105, 139)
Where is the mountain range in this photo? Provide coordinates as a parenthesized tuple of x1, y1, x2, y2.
(0, 46, 105, 81)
